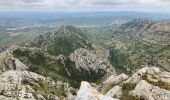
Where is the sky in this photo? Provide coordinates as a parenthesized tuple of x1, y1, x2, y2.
(0, 0, 170, 13)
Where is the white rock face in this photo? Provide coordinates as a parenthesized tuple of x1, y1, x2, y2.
(105, 86, 122, 99)
(125, 67, 150, 84)
(0, 70, 22, 93)
(75, 81, 103, 100)
(0, 45, 20, 74)
(69, 48, 115, 75)
(102, 73, 128, 92)
(48, 94, 60, 100)
(0, 70, 45, 99)
(129, 80, 170, 100)
(13, 58, 28, 70)
(20, 70, 45, 81)
(75, 81, 118, 100)
(37, 94, 46, 100)
(0, 95, 15, 100)
(125, 67, 170, 85)
(0, 49, 13, 73)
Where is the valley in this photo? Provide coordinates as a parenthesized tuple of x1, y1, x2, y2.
(0, 12, 170, 100)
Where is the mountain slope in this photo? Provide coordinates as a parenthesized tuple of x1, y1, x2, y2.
(92, 19, 170, 73)
(115, 18, 170, 45)
(30, 26, 93, 56)
(12, 26, 116, 87)
(75, 67, 170, 100)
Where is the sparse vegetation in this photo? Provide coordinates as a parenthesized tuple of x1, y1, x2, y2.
(120, 83, 144, 100)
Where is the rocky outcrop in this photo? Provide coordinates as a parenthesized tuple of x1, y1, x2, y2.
(115, 19, 170, 45)
(48, 94, 60, 100)
(75, 81, 118, 100)
(0, 48, 13, 73)
(37, 94, 46, 100)
(105, 86, 122, 99)
(102, 73, 128, 93)
(125, 67, 170, 85)
(0, 46, 27, 73)
(13, 58, 28, 70)
(129, 80, 170, 100)
(75, 81, 103, 100)
(0, 70, 45, 100)
(20, 70, 45, 81)
(69, 48, 115, 75)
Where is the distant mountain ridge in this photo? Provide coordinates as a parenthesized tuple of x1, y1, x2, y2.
(29, 26, 93, 56)
(0, 17, 170, 100)
(115, 18, 170, 45)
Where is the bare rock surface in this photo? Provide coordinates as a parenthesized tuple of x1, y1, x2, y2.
(105, 85, 122, 99)
(13, 58, 28, 70)
(102, 73, 128, 93)
(75, 81, 118, 100)
(69, 48, 115, 75)
(129, 80, 170, 100)
(125, 67, 170, 85)
(0, 70, 45, 100)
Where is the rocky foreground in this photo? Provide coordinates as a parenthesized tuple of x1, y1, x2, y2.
(1, 48, 170, 100)
(75, 67, 170, 100)
(0, 25, 170, 100)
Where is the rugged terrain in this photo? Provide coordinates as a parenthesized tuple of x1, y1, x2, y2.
(0, 18, 170, 100)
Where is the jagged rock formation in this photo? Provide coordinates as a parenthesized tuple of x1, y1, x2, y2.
(105, 86, 122, 99)
(14, 58, 28, 70)
(115, 19, 170, 45)
(0, 24, 169, 100)
(75, 67, 170, 100)
(69, 48, 115, 76)
(75, 81, 118, 100)
(29, 26, 93, 56)
(102, 73, 128, 93)
(0, 45, 26, 73)
(0, 70, 45, 100)
(130, 80, 170, 100)
(125, 67, 170, 85)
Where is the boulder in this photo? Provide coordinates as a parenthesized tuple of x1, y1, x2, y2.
(37, 94, 46, 100)
(0, 70, 45, 99)
(125, 67, 170, 85)
(105, 86, 122, 99)
(13, 58, 28, 70)
(48, 94, 60, 100)
(125, 67, 149, 84)
(75, 81, 118, 100)
(129, 80, 170, 100)
(102, 73, 128, 93)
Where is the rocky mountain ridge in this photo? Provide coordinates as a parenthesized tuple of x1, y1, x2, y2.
(75, 67, 170, 100)
(1, 48, 170, 100)
(0, 20, 169, 100)
(0, 26, 117, 99)
(115, 18, 170, 45)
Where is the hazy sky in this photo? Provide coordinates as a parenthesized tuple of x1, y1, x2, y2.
(0, 0, 170, 13)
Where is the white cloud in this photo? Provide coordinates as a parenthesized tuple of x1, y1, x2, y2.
(0, 0, 169, 13)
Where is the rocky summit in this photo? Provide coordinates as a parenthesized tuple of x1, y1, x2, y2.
(75, 67, 170, 100)
(0, 18, 170, 100)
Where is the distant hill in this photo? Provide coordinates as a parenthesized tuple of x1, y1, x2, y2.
(115, 18, 170, 45)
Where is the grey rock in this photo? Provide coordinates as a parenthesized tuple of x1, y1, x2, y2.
(125, 67, 170, 85)
(37, 94, 46, 100)
(75, 81, 118, 100)
(69, 48, 115, 75)
(102, 73, 128, 93)
(0, 70, 45, 99)
(13, 58, 28, 70)
(105, 85, 122, 99)
(129, 80, 170, 100)
(48, 94, 60, 100)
